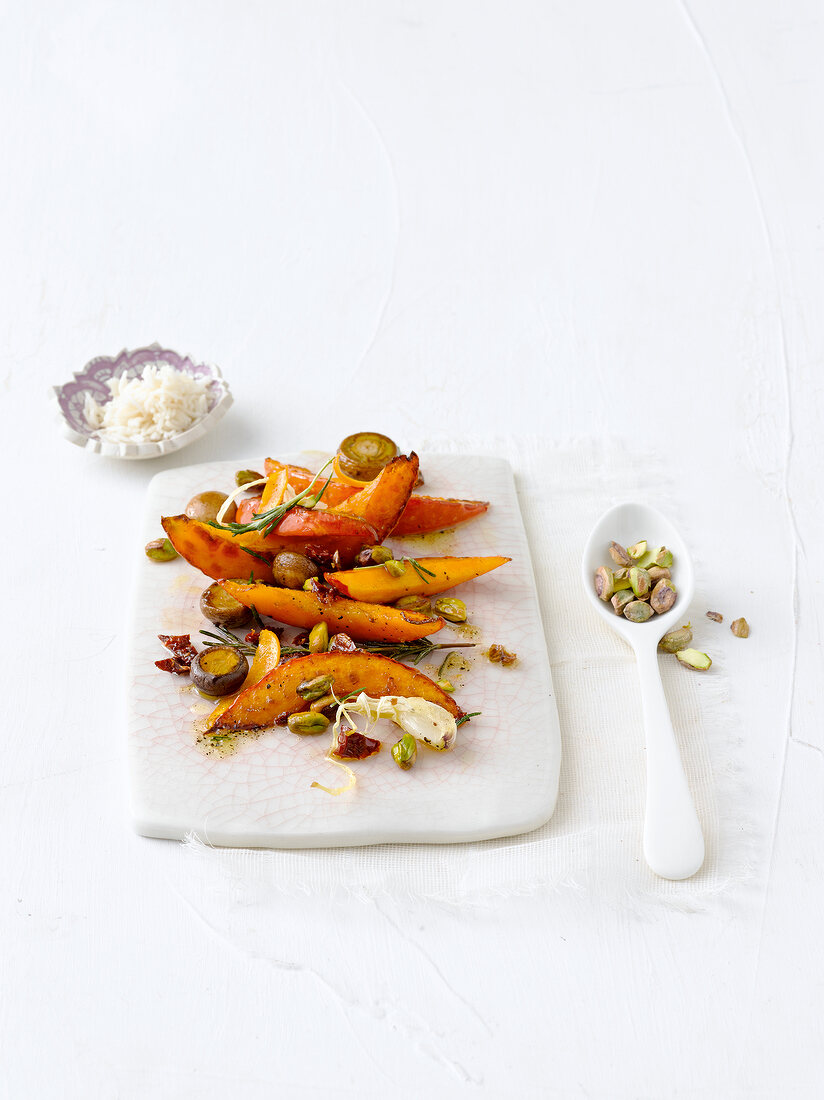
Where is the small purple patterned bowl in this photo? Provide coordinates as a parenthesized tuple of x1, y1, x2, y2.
(51, 344, 233, 460)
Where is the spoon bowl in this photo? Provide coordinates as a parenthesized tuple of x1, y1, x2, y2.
(582, 501, 704, 880)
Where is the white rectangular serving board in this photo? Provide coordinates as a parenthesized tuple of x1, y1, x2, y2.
(128, 453, 560, 847)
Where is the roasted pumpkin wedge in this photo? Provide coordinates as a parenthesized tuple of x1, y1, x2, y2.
(324, 555, 511, 604)
(390, 495, 489, 536)
(218, 507, 378, 566)
(329, 452, 419, 541)
(212, 650, 464, 731)
(218, 578, 444, 642)
(161, 515, 274, 582)
(162, 511, 378, 578)
(260, 458, 490, 535)
(205, 629, 282, 729)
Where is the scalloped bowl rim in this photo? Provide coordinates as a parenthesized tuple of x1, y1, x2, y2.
(51, 344, 233, 460)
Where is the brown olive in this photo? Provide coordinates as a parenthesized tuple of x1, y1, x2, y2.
(272, 551, 319, 590)
(199, 582, 251, 628)
(185, 491, 236, 524)
(189, 646, 249, 696)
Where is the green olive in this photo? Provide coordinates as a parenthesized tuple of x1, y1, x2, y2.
(199, 582, 251, 628)
(189, 646, 248, 696)
(273, 551, 319, 590)
(185, 491, 236, 525)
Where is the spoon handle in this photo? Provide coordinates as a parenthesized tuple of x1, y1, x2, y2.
(635, 646, 704, 880)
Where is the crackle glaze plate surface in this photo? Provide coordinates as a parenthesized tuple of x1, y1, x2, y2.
(128, 454, 560, 848)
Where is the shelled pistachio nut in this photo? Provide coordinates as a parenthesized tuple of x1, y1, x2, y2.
(394, 594, 432, 612)
(624, 600, 654, 623)
(611, 590, 634, 616)
(309, 693, 337, 713)
(730, 618, 750, 638)
(145, 537, 178, 562)
(649, 578, 677, 614)
(434, 597, 467, 623)
(287, 711, 331, 735)
(369, 546, 394, 564)
(652, 546, 673, 568)
(659, 624, 693, 653)
(629, 567, 651, 599)
(608, 541, 633, 568)
(235, 469, 263, 487)
(297, 674, 335, 701)
(391, 733, 417, 770)
(594, 566, 615, 601)
(675, 648, 712, 671)
(648, 566, 672, 585)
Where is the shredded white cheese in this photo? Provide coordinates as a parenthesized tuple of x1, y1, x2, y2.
(84, 363, 211, 443)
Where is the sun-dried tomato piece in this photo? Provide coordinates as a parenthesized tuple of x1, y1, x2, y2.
(332, 726, 381, 760)
(158, 634, 197, 666)
(155, 657, 190, 675)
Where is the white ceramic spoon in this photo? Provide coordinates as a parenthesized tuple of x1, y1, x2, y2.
(582, 502, 705, 881)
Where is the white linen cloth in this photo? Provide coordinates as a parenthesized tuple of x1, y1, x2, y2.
(181, 438, 756, 911)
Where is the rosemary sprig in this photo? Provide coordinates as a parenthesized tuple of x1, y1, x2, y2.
(201, 623, 476, 667)
(208, 458, 335, 538)
(239, 545, 272, 565)
(456, 712, 481, 727)
(406, 557, 437, 583)
(281, 639, 476, 664)
(199, 625, 258, 656)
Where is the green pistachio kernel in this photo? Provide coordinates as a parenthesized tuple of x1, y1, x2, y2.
(629, 567, 651, 599)
(434, 597, 467, 623)
(145, 537, 178, 562)
(297, 674, 335, 702)
(235, 469, 263, 487)
(287, 711, 331, 735)
(658, 624, 693, 653)
(370, 546, 394, 564)
(391, 733, 418, 770)
(308, 622, 329, 653)
(594, 566, 615, 601)
(394, 594, 432, 612)
(623, 600, 654, 623)
(675, 648, 712, 671)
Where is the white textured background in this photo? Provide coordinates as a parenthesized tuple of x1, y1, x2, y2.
(2, 2, 822, 1097)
